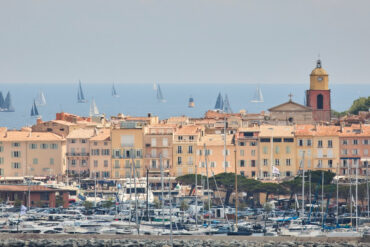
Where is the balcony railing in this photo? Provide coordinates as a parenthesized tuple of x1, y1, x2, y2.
(66, 152, 89, 156)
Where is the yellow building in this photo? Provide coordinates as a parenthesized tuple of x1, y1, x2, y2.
(258, 125, 296, 179)
(172, 125, 204, 177)
(0, 128, 66, 178)
(111, 122, 144, 179)
(196, 134, 235, 177)
(235, 127, 260, 178)
(295, 125, 340, 173)
(89, 128, 111, 179)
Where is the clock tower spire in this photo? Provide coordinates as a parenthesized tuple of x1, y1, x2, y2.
(306, 59, 331, 122)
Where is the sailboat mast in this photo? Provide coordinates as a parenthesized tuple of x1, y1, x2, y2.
(160, 153, 165, 230)
(355, 160, 358, 231)
(234, 148, 238, 229)
(301, 151, 305, 223)
(195, 157, 198, 229)
(224, 117, 227, 173)
(336, 163, 339, 226)
(321, 171, 324, 228)
(131, 149, 139, 234)
(204, 144, 211, 233)
(168, 175, 173, 246)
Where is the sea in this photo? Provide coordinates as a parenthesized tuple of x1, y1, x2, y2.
(0, 83, 369, 129)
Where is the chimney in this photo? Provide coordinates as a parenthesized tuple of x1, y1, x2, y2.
(148, 113, 151, 118)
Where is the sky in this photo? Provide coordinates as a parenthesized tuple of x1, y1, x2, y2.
(0, 0, 370, 85)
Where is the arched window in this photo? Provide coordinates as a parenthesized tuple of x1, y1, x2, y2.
(317, 94, 323, 109)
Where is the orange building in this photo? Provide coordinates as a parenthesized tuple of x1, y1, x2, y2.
(89, 128, 111, 179)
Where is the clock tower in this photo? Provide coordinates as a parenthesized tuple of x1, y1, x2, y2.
(306, 59, 331, 122)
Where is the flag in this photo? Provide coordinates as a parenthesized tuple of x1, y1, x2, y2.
(272, 166, 280, 175)
(20, 205, 27, 215)
(295, 194, 299, 209)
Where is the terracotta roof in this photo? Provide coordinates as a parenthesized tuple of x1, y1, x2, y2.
(66, 128, 95, 139)
(50, 120, 77, 126)
(175, 125, 202, 135)
(90, 128, 111, 141)
(0, 130, 64, 141)
(294, 125, 341, 136)
(339, 125, 370, 137)
(0, 185, 59, 192)
(166, 116, 189, 124)
(259, 125, 294, 137)
(204, 110, 241, 119)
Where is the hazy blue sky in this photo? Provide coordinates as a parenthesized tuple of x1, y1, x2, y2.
(1, 0, 370, 84)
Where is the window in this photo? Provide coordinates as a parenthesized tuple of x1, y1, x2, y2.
(91, 149, 100, 155)
(298, 139, 303, 146)
(239, 142, 245, 146)
(81, 139, 87, 143)
(188, 146, 193, 154)
(81, 160, 87, 166)
(240, 150, 244, 156)
(275, 159, 280, 166)
(286, 159, 291, 166)
(151, 160, 157, 168)
(12, 142, 20, 147)
(162, 138, 168, 147)
(50, 158, 54, 165)
(189, 136, 194, 141)
(102, 149, 110, 155)
(178, 136, 183, 141)
(223, 150, 230, 156)
(342, 139, 348, 145)
(30, 144, 37, 149)
(251, 160, 256, 167)
(317, 160, 322, 168)
(102, 172, 110, 178)
(33, 158, 38, 165)
(363, 139, 369, 145)
(40, 192, 49, 201)
(223, 161, 230, 168)
(328, 140, 333, 148)
(199, 162, 205, 168)
(0, 146, 3, 152)
(94, 142, 98, 146)
(125, 160, 130, 168)
(317, 149, 323, 158)
(249, 141, 257, 147)
(12, 151, 21, 158)
(275, 146, 280, 154)
(0, 157, 3, 164)
(263, 146, 268, 154)
(187, 156, 193, 165)
(114, 160, 120, 168)
(263, 171, 268, 177)
(328, 160, 333, 168)
(260, 138, 270, 143)
(51, 144, 58, 149)
(177, 146, 182, 154)
(94, 160, 98, 167)
(151, 138, 157, 147)
(104, 160, 108, 167)
(114, 150, 120, 158)
(177, 157, 182, 165)
(240, 171, 245, 177)
(352, 149, 358, 155)
(251, 171, 256, 177)
(263, 159, 268, 166)
(307, 139, 312, 146)
(286, 146, 291, 154)
(163, 149, 169, 158)
(341, 149, 348, 155)
(71, 160, 76, 166)
(318, 140, 323, 148)
(0, 169, 3, 175)
(365, 149, 369, 155)
(41, 143, 48, 149)
(12, 162, 21, 169)
(151, 149, 157, 158)
(71, 139, 76, 143)
(273, 138, 282, 142)
(352, 139, 358, 145)
(240, 160, 245, 167)
(286, 171, 291, 177)
(104, 142, 108, 146)
(115, 171, 119, 178)
(317, 94, 323, 109)
(251, 150, 256, 156)
(210, 162, 216, 168)
(284, 138, 294, 143)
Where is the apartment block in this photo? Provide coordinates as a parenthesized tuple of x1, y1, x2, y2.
(89, 128, 111, 179)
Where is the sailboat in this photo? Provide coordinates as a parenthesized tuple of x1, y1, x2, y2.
(0, 92, 4, 110)
(223, 94, 233, 113)
(156, 84, 166, 103)
(77, 81, 88, 103)
(112, 83, 119, 98)
(214, 93, 224, 110)
(153, 82, 157, 91)
(0, 92, 15, 112)
(188, 96, 195, 108)
(251, 86, 264, 103)
(36, 91, 46, 106)
(30, 100, 40, 117)
(89, 98, 99, 117)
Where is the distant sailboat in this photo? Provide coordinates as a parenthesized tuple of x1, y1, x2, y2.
(188, 96, 195, 108)
(1, 92, 15, 112)
(0, 92, 4, 109)
(214, 92, 224, 110)
(30, 100, 40, 117)
(251, 86, 264, 103)
(36, 91, 46, 106)
(77, 81, 88, 103)
(89, 98, 100, 117)
(156, 84, 166, 103)
(112, 83, 119, 98)
(153, 82, 157, 91)
(223, 94, 233, 113)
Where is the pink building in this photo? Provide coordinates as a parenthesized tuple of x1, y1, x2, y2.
(89, 128, 111, 179)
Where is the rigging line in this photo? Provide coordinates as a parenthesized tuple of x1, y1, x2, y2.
(210, 169, 231, 229)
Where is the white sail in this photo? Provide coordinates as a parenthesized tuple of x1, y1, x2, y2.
(153, 82, 157, 91)
(156, 84, 166, 103)
(251, 87, 264, 103)
(112, 83, 119, 97)
(90, 98, 99, 116)
(36, 91, 46, 106)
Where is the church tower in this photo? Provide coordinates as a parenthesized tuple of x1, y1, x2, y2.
(306, 59, 331, 122)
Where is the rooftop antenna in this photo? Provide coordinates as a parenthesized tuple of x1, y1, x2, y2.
(288, 93, 293, 102)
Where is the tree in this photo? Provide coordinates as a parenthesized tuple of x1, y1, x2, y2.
(348, 96, 370, 115)
(255, 183, 287, 202)
(180, 200, 189, 211)
(83, 201, 93, 209)
(309, 170, 336, 185)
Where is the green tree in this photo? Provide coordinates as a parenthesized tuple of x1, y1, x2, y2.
(348, 96, 370, 115)
(180, 200, 189, 211)
(309, 170, 336, 185)
(83, 201, 93, 209)
(255, 183, 287, 202)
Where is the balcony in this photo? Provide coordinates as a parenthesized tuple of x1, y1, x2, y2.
(66, 152, 89, 156)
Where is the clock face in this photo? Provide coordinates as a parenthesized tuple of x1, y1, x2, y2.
(317, 77, 323, 81)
